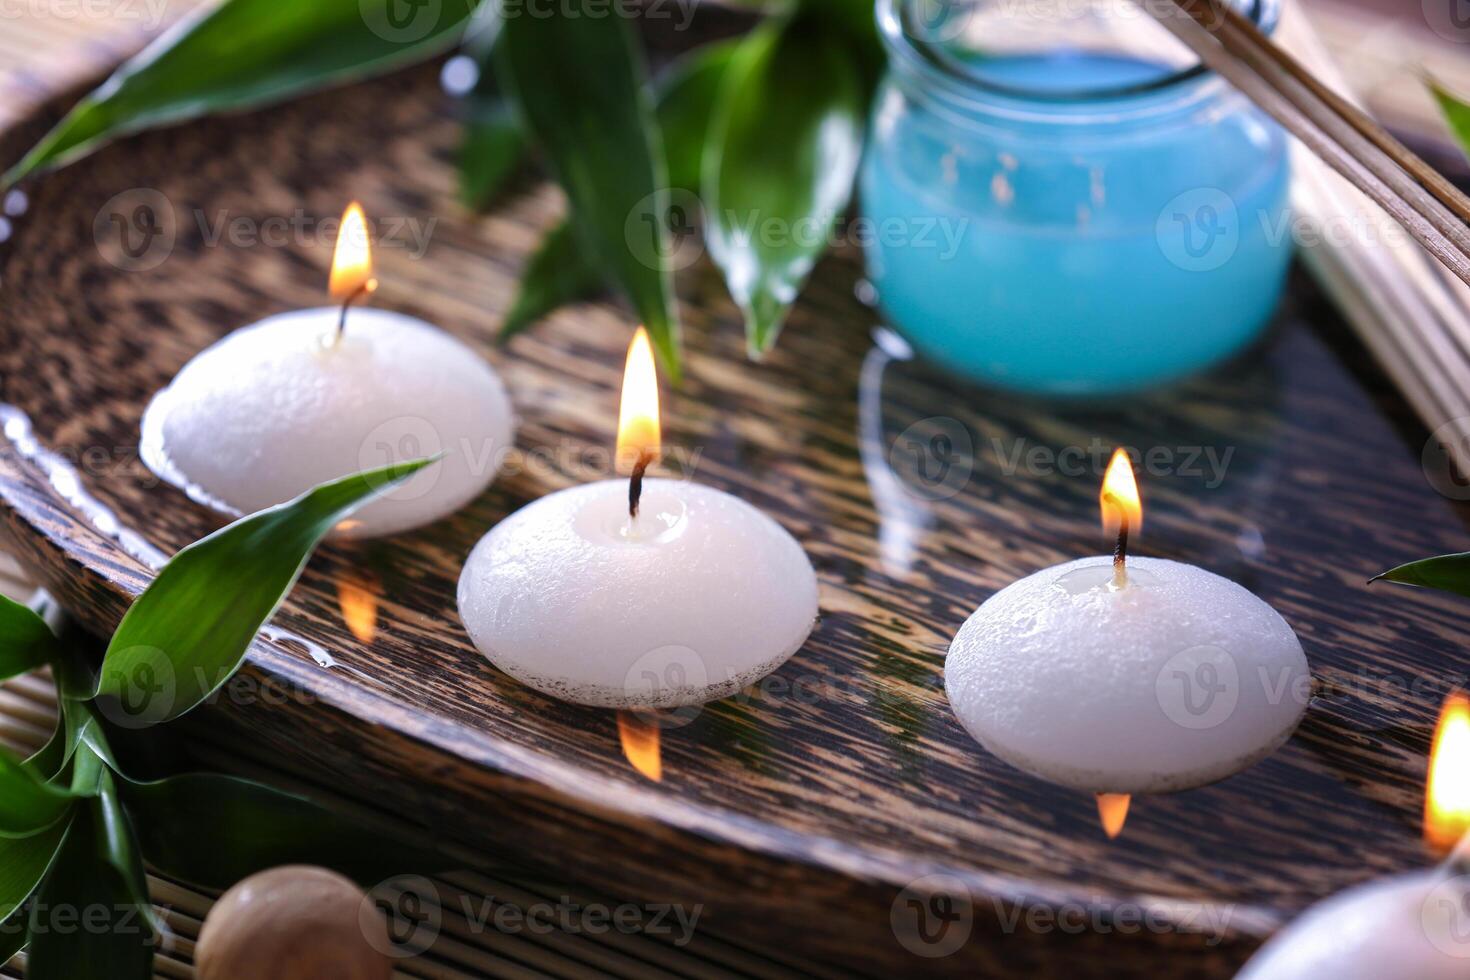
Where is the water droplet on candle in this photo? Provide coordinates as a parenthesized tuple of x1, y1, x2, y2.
(0, 218, 12, 244)
(3, 189, 27, 216)
(575, 485, 689, 545)
(853, 278, 879, 308)
(620, 505, 685, 542)
(1055, 562, 1160, 595)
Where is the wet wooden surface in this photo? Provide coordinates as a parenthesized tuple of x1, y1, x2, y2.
(4, 13, 1470, 977)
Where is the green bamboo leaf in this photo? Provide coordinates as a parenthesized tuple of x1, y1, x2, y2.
(93, 773, 143, 888)
(93, 762, 160, 937)
(500, 219, 598, 340)
(497, 0, 681, 379)
(25, 703, 114, 798)
(459, 11, 527, 209)
(22, 717, 71, 784)
(1430, 80, 1470, 164)
(657, 41, 738, 197)
(0, 818, 69, 963)
(705, 18, 864, 355)
(94, 459, 434, 726)
(4, 0, 480, 186)
(795, 0, 883, 82)
(120, 772, 443, 890)
(27, 806, 152, 980)
(1372, 552, 1470, 598)
(69, 716, 123, 792)
(23, 703, 86, 785)
(58, 708, 161, 936)
(498, 41, 736, 341)
(461, 102, 527, 210)
(9, 603, 100, 700)
(0, 595, 57, 683)
(0, 749, 74, 837)
(0, 925, 22, 966)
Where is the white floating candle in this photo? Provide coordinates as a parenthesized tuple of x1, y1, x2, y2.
(142, 203, 513, 538)
(945, 451, 1309, 794)
(1239, 693, 1470, 978)
(457, 328, 818, 707)
(1235, 868, 1470, 979)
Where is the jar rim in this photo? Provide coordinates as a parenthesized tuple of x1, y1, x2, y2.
(879, 0, 1280, 108)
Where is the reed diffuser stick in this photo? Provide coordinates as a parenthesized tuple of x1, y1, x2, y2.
(1276, 0, 1470, 476)
(1146, 0, 1470, 288)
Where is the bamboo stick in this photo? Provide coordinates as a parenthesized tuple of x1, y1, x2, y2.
(1147, 0, 1470, 287)
(1276, 1, 1470, 475)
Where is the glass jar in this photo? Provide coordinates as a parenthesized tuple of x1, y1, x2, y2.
(859, 0, 1292, 394)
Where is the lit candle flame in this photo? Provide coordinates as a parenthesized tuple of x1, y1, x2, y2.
(1099, 449, 1142, 537)
(1097, 793, 1131, 839)
(329, 201, 379, 302)
(1099, 449, 1142, 587)
(616, 327, 661, 473)
(617, 710, 662, 782)
(336, 570, 381, 645)
(1426, 692, 1470, 853)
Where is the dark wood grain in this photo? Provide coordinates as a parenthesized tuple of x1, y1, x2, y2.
(3, 28, 1470, 978)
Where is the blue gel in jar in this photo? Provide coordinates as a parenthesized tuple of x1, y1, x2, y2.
(858, 0, 1292, 394)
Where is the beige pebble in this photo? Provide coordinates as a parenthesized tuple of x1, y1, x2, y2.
(196, 866, 393, 980)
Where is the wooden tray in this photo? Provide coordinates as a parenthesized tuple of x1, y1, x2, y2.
(4, 25, 1470, 978)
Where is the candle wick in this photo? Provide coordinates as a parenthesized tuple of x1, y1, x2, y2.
(334, 281, 371, 343)
(628, 450, 653, 519)
(1112, 512, 1130, 589)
